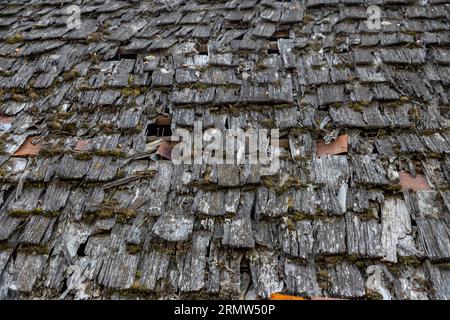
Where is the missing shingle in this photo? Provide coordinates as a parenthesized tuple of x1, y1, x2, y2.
(111, 47, 138, 60)
(59, 278, 68, 296)
(146, 114, 172, 137)
(273, 28, 290, 38)
(76, 239, 88, 257)
(268, 41, 279, 54)
(196, 43, 208, 55)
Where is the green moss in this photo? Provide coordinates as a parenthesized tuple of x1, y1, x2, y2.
(12, 93, 26, 102)
(400, 29, 417, 36)
(192, 82, 210, 90)
(120, 124, 143, 135)
(93, 149, 125, 158)
(286, 217, 296, 232)
(117, 209, 137, 224)
(126, 244, 141, 255)
(48, 121, 62, 130)
(74, 152, 93, 161)
(398, 256, 422, 267)
(6, 33, 23, 44)
(39, 145, 65, 158)
(0, 241, 13, 251)
(96, 207, 115, 219)
(58, 111, 75, 119)
(62, 122, 77, 134)
(316, 269, 331, 292)
(335, 34, 347, 46)
(291, 212, 313, 221)
(63, 69, 80, 81)
(255, 60, 268, 70)
(348, 100, 370, 111)
(399, 96, 410, 103)
(99, 122, 114, 131)
(9, 209, 59, 218)
(128, 75, 134, 86)
(19, 244, 49, 255)
(122, 87, 141, 97)
(87, 32, 102, 42)
(366, 289, 383, 300)
(303, 14, 315, 23)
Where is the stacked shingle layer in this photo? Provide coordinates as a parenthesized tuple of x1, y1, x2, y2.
(1, 0, 450, 300)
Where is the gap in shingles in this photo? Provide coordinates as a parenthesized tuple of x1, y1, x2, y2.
(76, 239, 88, 257)
(146, 114, 172, 138)
(59, 278, 68, 295)
(196, 42, 208, 55)
(109, 47, 138, 61)
(267, 41, 279, 54)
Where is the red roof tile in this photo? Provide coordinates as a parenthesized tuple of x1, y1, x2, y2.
(316, 134, 348, 157)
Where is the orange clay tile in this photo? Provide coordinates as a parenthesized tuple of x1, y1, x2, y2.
(75, 140, 90, 152)
(269, 293, 307, 300)
(399, 171, 432, 191)
(13, 137, 42, 157)
(316, 134, 348, 157)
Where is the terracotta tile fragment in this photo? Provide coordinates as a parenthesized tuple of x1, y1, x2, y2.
(13, 137, 42, 157)
(0, 116, 14, 124)
(156, 140, 173, 160)
(75, 140, 90, 152)
(316, 134, 348, 157)
(399, 171, 431, 191)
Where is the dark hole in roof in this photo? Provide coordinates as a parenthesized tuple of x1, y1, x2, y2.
(146, 115, 172, 137)
(240, 257, 250, 274)
(196, 43, 208, 55)
(76, 240, 88, 257)
(110, 47, 138, 60)
(268, 41, 279, 54)
(59, 278, 68, 296)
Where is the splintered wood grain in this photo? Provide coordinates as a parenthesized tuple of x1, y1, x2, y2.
(316, 134, 348, 157)
(399, 171, 431, 191)
(13, 137, 42, 157)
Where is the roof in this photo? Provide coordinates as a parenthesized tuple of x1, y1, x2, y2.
(1, 0, 450, 300)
